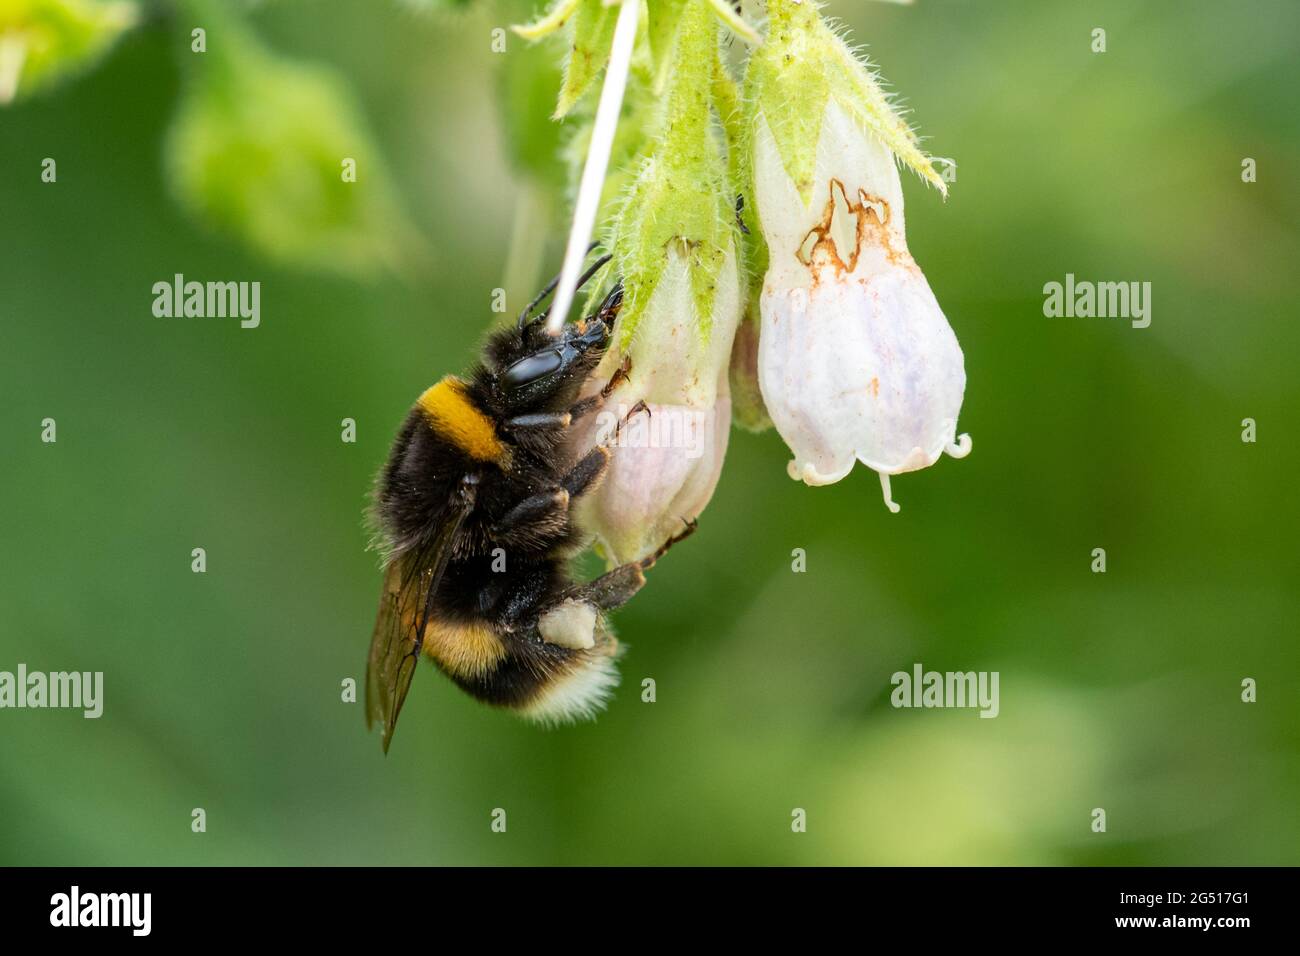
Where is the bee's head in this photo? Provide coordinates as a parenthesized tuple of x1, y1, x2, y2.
(491, 284, 623, 411)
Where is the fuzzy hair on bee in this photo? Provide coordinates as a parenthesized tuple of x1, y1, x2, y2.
(365, 256, 695, 752)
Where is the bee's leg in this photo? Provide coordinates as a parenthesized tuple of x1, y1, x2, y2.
(600, 354, 632, 397)
(637, 518, 698, 569)
(559, 518, 699, 614)
(537, 566, 645, 651)
(563, 355, 633, 424)
(572, 563, 647, 612)
(504, 358, 635, 434)
(491, 448, 611, 547)
(613, 400, 650, 441)
(490, 488, 571, 539)
(538, 519, 699, 649)
(559, 445, 610, 499)
(504, 402, 607, 432)
(503, 410, 575, 432)
(580, 390, 650, 447)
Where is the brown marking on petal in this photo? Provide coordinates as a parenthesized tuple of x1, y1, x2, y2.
(797, 180, 916, 289)
(857, 188, 918, 273)
(870, 376, 880, 398)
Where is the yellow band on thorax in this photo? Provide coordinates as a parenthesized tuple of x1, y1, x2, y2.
(417, 377, 507, 463)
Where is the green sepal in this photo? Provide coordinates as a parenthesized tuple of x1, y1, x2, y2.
(645, 0, 686, 95)
(554, 0, 618, 119)
(610, 0, 737, 348)
(512, 0, 581, 41)
(824, 29, 947, 196)
(746, 0, 947, 204)
(743, 0, 831, 206)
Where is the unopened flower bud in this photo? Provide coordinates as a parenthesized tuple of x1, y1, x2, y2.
(574, 0, 743, 560)
(578, 244, 740, 564)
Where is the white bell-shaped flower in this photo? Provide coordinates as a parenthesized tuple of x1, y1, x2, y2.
(754, 100, 970, 512)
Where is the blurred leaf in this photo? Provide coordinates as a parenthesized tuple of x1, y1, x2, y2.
(497, 31, 566, 198)
(399, 0, 477, 12)
(0, 0, 138, 104)
(164, 3, 423, 277)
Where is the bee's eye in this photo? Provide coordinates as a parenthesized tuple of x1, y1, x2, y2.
(501, 350, 563, 389)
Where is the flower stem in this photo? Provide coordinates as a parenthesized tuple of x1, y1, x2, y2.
(544, 0, 640, 337)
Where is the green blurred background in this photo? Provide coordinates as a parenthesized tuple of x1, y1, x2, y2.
(2, 0, 1297, 865)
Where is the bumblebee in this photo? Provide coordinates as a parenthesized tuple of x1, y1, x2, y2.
(366, 257, 694, 752)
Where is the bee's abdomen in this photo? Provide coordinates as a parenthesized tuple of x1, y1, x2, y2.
(448, 635, 621, 725)
(428, 558, 621, 723)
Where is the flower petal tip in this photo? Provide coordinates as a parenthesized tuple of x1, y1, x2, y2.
(946, 433, 972, 459)
(787, 459, 850, 486)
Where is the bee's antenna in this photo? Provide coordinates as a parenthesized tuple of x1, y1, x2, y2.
(518, 248, 612, 330)
(517, 261, 574, 330)
(517, 242, 597, 330)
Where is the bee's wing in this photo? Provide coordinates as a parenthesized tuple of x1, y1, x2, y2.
(365, 482, 476, 753)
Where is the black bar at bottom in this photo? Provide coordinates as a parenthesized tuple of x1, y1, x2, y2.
(0, 866, 1288, 940)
